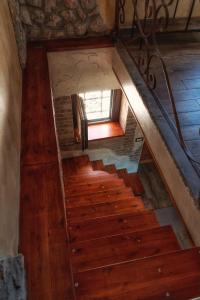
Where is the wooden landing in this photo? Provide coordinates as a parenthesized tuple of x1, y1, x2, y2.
(20, 46, 74, 299)
(20, 36, 115, 300)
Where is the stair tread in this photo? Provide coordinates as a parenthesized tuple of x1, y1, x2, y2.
(68, 211, 158, 243)
(91, 160, 104, 171)
(65, 180, 126, 196)
(62, 156, 200, 300)
(65, 173, 118, 183)
(104, 164, 117, 174)
(66, 187, 134, 206)
(117, 170, 145, 196)
(66, 198, 146, 222)
(73, 247, 200, 300)
(70, 225, 180, 273)
(66, 179, 125, 193)
(67, 170, 115, 176)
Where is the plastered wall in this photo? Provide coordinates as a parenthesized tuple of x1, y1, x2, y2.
(0, 0, 22, 257)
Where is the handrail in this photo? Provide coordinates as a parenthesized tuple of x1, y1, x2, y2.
(115, 0, 200, 168)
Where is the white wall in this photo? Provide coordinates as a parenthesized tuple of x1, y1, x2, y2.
(48, 48, 120, 98)
(0, 0, 22, 256)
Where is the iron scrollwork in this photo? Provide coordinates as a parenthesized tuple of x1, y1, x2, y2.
(115, 0, 200, 166)
(118, 0, 126, 24)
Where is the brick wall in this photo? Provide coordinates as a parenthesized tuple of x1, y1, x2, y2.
(54, 96, 75, 148)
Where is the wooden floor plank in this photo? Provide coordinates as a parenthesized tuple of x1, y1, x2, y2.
(20, 163, 73, 299)
(20, 45, 74, 299)
(65, 173, 118, 184)
(67, 198, 146, 222)
(66, 179, 125, 196)
(74, 248, 200, 300)
(21, 47, 58, 166)
(70, 225, 180, 273)
(68, 211, 158, 243)
(66, 188, 134, 207)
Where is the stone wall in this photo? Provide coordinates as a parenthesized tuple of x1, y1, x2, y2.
(25, 0, 107, 40)
(8, 0, 108, 67)
(0, 255, 26, 300)
(8, 0, 27, 68)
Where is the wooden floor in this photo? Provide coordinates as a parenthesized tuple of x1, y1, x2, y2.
(88, 121, 124, 141)
(20, 46, 74, 299)
(150, 42, 200, 174)
(127, 40, 200, 176)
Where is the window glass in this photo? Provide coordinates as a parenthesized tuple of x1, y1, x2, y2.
(79, 90, 112, 122)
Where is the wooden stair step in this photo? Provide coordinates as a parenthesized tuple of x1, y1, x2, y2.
(66, 178, 124, 192)
(117, 168, 127, 176)
(70, 225, 180, 273)
(65, 173, 118, 183)
(66, 198, 146, 222)
(62, 155, 93, 176)
(117, 169, 145, 196)
(104, 164, 117, 174)
(68, 211, 158, 243)
(65, 179, 125, 196)
(65, 175, 119, 188)
(91, 160, 104, 171)
(73, 247, 200, 300)
(66, 188, 134, 207)
(62, 155, 90, 169)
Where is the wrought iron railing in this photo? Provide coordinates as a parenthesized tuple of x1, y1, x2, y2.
(115, 0, 200, 169)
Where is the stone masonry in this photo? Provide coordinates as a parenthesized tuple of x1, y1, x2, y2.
(25, 0, 107, 40)
(0, 255, 26, 300)
(8, 0, 108, 67)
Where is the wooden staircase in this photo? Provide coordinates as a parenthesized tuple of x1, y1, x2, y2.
(62, 155, 200, 299)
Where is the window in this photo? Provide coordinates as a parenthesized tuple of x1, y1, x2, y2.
(79, 90, 112, 123)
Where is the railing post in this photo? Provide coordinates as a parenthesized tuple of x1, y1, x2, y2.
(114, 0, 126, 39)
(185, 0, 195, 31)
(114, 0, 120, 38)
